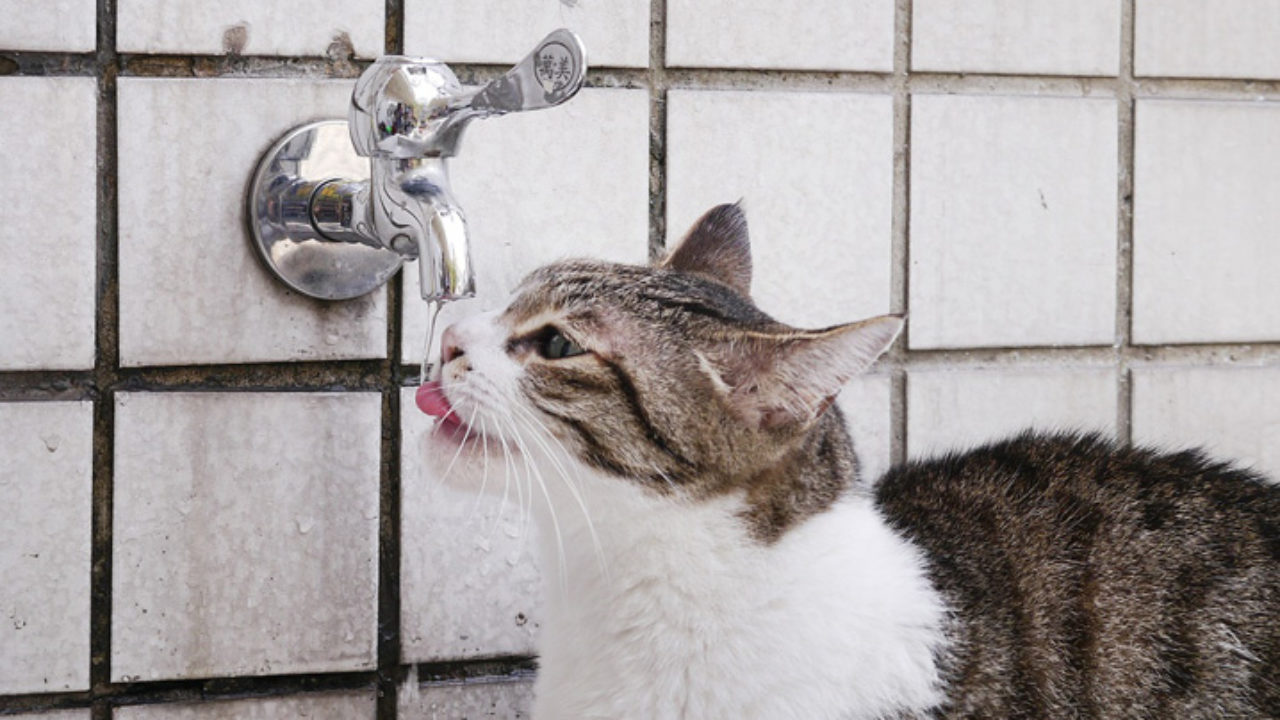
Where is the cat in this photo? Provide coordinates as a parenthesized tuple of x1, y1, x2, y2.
(417, 203, 1279, 719)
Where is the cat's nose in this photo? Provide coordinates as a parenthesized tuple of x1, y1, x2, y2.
(440, 325, 465, 365)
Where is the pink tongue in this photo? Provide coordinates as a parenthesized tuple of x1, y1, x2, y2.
(416, 381, 454, 418)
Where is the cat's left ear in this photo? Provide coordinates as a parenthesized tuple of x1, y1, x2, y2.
(710, 315, 904, 431)
(661, 203, 752, 296)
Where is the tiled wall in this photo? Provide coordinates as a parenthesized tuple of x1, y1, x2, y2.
(3, 1, 1279, 717)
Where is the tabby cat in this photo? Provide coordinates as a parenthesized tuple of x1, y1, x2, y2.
(417, 204, 1279, 719)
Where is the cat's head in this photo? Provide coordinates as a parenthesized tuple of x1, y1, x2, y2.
(421, 204, 901, 506)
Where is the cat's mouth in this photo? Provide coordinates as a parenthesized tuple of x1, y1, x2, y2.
(416, 381, 473, 441)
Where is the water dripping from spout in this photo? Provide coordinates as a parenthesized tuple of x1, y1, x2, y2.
(419, 298, 445, 386)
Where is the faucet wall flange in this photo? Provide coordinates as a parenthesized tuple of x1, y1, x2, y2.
(248, 120, 403, 301)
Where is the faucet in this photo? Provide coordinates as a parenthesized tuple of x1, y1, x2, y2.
(248, 29, 587, 301)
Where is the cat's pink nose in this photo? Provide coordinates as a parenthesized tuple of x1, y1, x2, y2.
(440, 325, 465, 365)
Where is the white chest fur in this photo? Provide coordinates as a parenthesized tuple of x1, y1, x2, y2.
(529, 474, 949, 720)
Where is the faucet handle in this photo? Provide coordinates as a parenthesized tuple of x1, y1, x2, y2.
(348, 29, 586, 160)
(470, 28, 587, 115)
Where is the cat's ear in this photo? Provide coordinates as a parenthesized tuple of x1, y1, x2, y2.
(709, 315, 904, 431)
(661, 203, 752, 296)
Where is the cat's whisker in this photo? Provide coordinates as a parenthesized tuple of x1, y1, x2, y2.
(438, 403, 482, 485)
(487, 409, 533, 545)
(649, 461, 679, 494)
(502, 411, 569, 590)
(465, 416, 493, 525)
(488, 411, 531, 545)
(486, 421, 516, 541)
(507, 403, 609, 576)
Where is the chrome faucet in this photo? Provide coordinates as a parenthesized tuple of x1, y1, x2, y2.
(248, 29, 587, 301)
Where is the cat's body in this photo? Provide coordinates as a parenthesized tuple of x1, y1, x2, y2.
(880, 432, 1280, 718)
(419, 204, 1279, 719)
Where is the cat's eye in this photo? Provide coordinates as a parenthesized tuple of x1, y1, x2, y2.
(539, 328, 588, 360)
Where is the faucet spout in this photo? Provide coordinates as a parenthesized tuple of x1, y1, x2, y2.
(370, 157, 474, 302)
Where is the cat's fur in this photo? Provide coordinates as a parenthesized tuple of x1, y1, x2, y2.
(423, 204, 1279, 719)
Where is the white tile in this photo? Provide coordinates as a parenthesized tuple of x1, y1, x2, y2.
(0, 402, 93, 694)
(667, 0, 894, 71)
(907, 367, 1117, 459)
(117, 0, 383, 58)
(6, 711, 91, 720)
(666, 90, 894, 329)
(118, 78, 386, 367)
(400, 388, 542, 662)
(1133, 366, 1280, 480)
(912, 0, 1119, 75)
(402, 88, 650, 364)
(0, 0, 95, 51)
(1136, 0, 1280, 80)
(0, 77, 97, 371)
(405, 0, 648, 68)
(399, 677, 534, 720)
(909, 95, 1118, 349)
(115, 691, 376, 719)
(1133, 100, 1280, 345)
(112, 392, 380, 681)
(837, 374, 893, 484)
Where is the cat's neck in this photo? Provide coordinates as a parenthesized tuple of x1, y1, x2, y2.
(735, 407, 866, 542)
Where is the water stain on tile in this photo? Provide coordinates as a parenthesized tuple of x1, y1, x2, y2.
(222, 23, 250, 56)
(326, 31, 355, 61)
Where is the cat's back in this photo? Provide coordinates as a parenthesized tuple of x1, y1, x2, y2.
(873, 431, 1280, 719)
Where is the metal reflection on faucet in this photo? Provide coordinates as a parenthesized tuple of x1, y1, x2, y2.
(247, 29, 587, 301)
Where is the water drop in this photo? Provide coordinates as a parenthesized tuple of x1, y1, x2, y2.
(41, 433, 60, 452)
(296, 516, 315, 534)
(506, 552, 521, 567)
(419, 298, 445, 385)
(324, 331, 340, 346)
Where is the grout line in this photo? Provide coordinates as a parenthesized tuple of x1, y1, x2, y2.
(0, 671, 381, 714)
(0, 372, 96, 402)
(4, 338, 1280, 401)
(646, 0, 669, 261)
(1115, 0, 1137, 446)
(378, 5, 407, 719)
(376, 385, 405, 720)
(411, 656, 539, 684)
(95, 361, 391, 392)
(89, 0, 120, 717)
(888, 0, 913, 467)
(8, 47, 1280, 99)
(0, 51, 98, 76)
(386, 0, 405, 55)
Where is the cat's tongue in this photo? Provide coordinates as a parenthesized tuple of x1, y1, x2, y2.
(416, 381, 453, 419)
